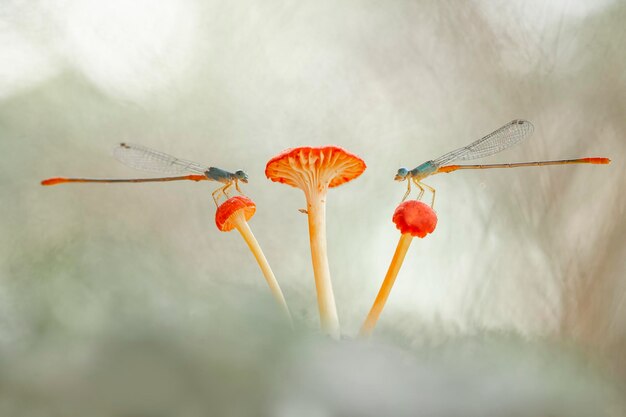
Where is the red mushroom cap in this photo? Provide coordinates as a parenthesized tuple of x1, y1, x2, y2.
(265, 146, 366, 190)
(215, 196, 256, 232)
(392, 200, 437, 238)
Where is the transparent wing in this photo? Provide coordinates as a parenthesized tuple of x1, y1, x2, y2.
(432, 120, 534, 166)
(113, 143, 209, 175)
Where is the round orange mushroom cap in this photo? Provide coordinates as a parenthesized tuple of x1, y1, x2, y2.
(392, 200, 437, 238)
(265, 146, 366, 190)
(215, 196, 256, 232)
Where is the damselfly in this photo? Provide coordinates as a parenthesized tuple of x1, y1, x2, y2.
(42, 143, 249, 205)
(395, 120, 610, 207)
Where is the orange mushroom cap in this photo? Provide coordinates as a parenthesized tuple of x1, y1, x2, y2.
(215, 196, 256, 232)
(265, 146, 366, 190)
(392, 200, 437, 238)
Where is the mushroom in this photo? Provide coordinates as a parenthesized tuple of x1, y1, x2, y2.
(359, 200, 437, 337)
(265, 146, 366, 339)
(215, 195, 292, 324)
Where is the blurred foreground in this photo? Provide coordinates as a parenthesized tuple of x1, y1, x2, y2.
(1, 290, 623, 416)
(1, 0, 625, 415)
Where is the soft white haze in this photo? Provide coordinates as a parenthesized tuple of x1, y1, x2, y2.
(1, 0, 625, 415)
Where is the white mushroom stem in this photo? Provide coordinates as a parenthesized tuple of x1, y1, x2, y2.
(265, 147, 366, 339)
(306, 190, 340, 339)
(232, 211, 292, 325)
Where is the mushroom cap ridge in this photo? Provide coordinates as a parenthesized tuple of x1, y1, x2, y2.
(215, 196, 256, 232)
(265, 146, 366, 189)
(392, 200, 437, 238)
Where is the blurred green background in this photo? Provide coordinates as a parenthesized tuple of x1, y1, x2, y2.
(1, 0, 625, 415)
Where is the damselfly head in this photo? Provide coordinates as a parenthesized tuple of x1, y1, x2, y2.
(235, 170, 249, 183)
(395, 167, 409, 181)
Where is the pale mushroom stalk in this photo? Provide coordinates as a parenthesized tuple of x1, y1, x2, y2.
(305, 187, 338, 337)
(216, 196, 292, 325)
(278, 162, 340, 337)
(266, 147, 366, 339)
(233, 213, 292, 322)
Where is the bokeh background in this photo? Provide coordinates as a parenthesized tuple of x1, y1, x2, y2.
(1, 0, 625, 415)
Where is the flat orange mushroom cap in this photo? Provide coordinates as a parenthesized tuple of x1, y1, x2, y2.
(265, 146, 366, 190)
(215, 196, 256, 232)
(393, 200, 437, 238)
